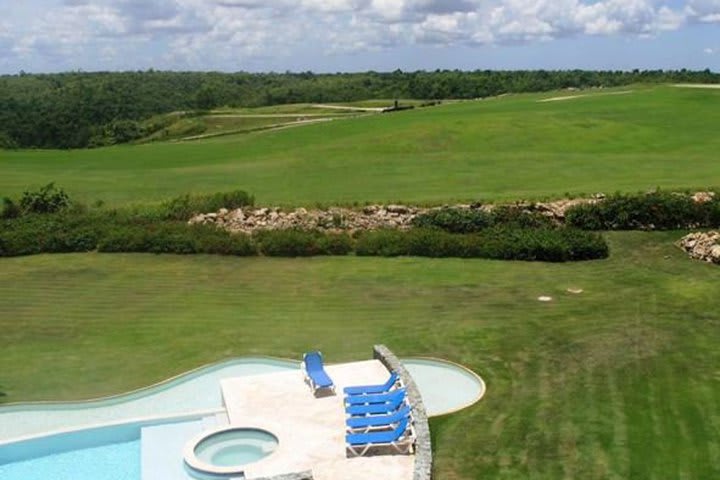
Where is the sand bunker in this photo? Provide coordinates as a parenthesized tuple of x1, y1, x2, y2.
(673, 84, 720, 89)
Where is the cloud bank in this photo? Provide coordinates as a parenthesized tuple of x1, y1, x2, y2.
(1, 0, 718, 72)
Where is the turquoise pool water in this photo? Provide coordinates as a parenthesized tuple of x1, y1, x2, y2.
(0, 440, 140, 480)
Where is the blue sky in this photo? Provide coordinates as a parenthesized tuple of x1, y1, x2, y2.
(0, 0, 718, 74)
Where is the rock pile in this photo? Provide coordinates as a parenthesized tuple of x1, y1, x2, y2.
(188, 192, 712, 235)
(188, 198, 604, 234)
(679, 231, 720, 264)
(188, 205, 424, 234)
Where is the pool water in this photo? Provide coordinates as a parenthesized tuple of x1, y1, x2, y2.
(194, 429, 278, 468)
(404, 358, 484, 416)
(0, 440, 140, 480)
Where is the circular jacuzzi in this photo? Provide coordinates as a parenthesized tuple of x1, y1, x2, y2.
(184, 427, 278, 476)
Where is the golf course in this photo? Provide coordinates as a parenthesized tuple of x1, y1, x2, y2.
(1, 84, 719, 479)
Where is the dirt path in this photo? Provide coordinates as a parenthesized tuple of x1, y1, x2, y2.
(538, 90, 634, 103)
(209, 113, 346, 118)
(311, 104, 386, 112)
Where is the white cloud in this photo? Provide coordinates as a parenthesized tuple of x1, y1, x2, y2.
(686, 0, 720, 22)
(1, 0, 715, 72)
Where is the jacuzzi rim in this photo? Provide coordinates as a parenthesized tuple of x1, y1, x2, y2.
(183, 425, 279, 475)
(403, 356, 487, 416)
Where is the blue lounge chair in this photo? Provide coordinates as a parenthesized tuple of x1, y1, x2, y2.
(345, 388, 407, 406)
(346, 417, 415, 456)
(346, 404, 412, 432)
(345, 389, 406, 416)
(302, 351, 335, 395)
(344, 372, 400, 396)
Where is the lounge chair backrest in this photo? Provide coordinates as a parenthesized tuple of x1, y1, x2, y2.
(390, 404, 412, 422)
(389, 388, 406, 403)
(393, 417, 410, 440)
(383, 372, 399, 390)
(304, 351, 324, 371)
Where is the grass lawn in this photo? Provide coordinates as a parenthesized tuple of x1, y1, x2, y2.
(1, 85, 719, 207)
(1, 232, 719, 478)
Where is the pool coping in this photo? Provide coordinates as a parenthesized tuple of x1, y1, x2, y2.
(0, 356, 300, 411)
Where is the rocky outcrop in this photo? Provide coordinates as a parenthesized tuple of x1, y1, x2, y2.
(679, 231, 720, 264)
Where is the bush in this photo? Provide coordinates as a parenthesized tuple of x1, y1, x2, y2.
(355, 229, 408, 257)
(163, 190, 254, 220)
(0, 213, 101, 256)
(566, 191, 720, 230)
(317, 233, 354, 256)
(356, 227, 608, 262)
(412, 206, 553, 233)
(491, 206, 555, 229)
(255, 230, 352, 257)
(19, 183, 71, 215)
(1, 198, 20, 219)
(412, 208, 493, 233)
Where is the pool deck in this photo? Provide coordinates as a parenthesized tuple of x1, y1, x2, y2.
(220, 360, 414, 480)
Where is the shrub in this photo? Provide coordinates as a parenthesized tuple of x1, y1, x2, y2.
(197, 233, 256, 256)
(356, 227, 608, 262)
(566, 191, 720, 230)
(19, 183, 71, 215)
(255, 229, 352, 257)
(355, 229, 408, 257)
(317, 233, 354, 256)
(1, 198, 20, 219)
(163, 190, 254, 220)
(0, 214, 101, 256)
(412, 208, 493, 233)
(412, 206, 553, 233)
(97, 226, 150, 253)
(491, 206, 554, 229)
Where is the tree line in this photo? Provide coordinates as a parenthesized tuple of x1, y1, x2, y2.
(0, 69, 717, 149)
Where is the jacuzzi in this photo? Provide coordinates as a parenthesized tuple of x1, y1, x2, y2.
(184, 427, 278, 476)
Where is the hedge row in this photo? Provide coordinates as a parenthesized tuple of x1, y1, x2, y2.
(356, 227, 608, 262)
(0, 213, 607, 262)
(1, 184, 255, 221)
(412, 206, 553, 233)
(566, 191, 720, 230)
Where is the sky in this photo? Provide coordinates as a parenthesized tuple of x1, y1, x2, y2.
(0, 0, 719, 74)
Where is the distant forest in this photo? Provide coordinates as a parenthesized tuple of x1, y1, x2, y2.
(1, 69, 718, 149)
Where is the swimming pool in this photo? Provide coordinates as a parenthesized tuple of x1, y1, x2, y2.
(0, 358, 297, 442)
(0, 356, 484, 480)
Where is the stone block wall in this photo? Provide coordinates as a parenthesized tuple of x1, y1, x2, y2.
(373, 345, 432, 480)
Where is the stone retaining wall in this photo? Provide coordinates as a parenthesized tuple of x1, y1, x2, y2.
(373, 345, 432, 480)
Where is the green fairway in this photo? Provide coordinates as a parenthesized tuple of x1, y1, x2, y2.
(1, 85, 719, 207)
(1, 233, 719, 478)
